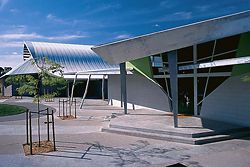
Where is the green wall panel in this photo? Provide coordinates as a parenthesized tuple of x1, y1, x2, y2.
(232, 32, 250, 76)
(127, 57, 153, 79)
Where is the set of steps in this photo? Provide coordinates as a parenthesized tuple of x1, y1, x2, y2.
(102, 124, 250, 145)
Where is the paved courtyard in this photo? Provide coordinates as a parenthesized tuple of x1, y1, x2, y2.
(0, 97, 250, 167)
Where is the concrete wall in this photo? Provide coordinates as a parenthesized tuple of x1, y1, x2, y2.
(108, 73, 170, 111)
(4, 85, 12, 96)
(201, 73, 250, 127)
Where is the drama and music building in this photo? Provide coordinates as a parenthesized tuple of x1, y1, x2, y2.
(2, 11, 250, 128)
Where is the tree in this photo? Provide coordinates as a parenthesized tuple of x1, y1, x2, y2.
(6, 74, 38, 97)
(6, 57, 67, 100)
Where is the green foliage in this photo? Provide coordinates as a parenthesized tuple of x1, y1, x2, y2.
(6, 75, 38, 96)
(6, 57, 67, 99)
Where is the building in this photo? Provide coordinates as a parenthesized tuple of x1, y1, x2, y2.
(92, 11, 250, 127)
(2, 42, 120, 101)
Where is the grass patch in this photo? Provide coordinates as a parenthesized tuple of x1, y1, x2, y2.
(0, 104, 27, 117)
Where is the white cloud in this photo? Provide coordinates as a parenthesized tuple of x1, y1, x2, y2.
(9, 8, 19, 13)
(46, 13, 54, 20)
(0, 33, 43, 39)
(153, 11, 193, 22)
(46, 13, 70, 25)
(84, 3, 121, 16)
(46, 13, 80, 25)
(0, 33, 87, 41)
(0, 41, 23, 48)
(115, 34, 132, 40)
(11, 51, 18, 55)
(0, 54, 23, 67)
(0, 0, 8, 10)
(195, 5, 212, 12)
(46, 34, 87, 40)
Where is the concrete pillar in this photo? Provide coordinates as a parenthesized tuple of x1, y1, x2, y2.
(168, 50, 178, 128)
(193, 45, 198, 116)
(120, 63, 127, 114)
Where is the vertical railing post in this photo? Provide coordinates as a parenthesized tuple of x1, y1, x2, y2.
(47, 108, 50, 141)
(65, 99, 68, 116)
(74, 99, 76, 118)
(51, 110, 56, 151)
(69, 99, 71, 116)
(29, 111, 32, 155)
(26, 109, 29, 144)
(62, 99, 65, 119)
(37, 107, 41, 147)
(59, 99, 61, 117)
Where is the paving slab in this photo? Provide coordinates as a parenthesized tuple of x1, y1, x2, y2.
(0, 98, 250, 167)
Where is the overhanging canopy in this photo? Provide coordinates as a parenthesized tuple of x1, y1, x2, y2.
(92, 10, 250, 64)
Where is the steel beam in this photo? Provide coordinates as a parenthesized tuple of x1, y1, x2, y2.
(168, 50, 178, 128)
(120, 63, 127, 114)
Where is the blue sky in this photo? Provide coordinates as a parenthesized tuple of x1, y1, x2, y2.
(0, 0, 249, 67)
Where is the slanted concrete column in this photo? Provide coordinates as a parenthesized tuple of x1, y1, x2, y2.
(120, 63, 127, 114)
(168, 50, 178, 128)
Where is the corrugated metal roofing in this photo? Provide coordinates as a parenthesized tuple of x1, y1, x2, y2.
(24, 42, 119, 75)
(1, 58, 39, 78)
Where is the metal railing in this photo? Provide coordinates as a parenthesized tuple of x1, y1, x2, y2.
(25, 108, 56, 155)
(58, 98, 77, 119)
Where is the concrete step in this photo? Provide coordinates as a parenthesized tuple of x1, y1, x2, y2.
(102, 127, 250, 145)
(102, 127, 195, 144)
(194, 130, 250, 145)
(109, 124, 192, 138)
(110, 124, 250, 138)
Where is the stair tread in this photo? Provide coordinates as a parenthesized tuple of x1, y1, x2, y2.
(103, 127, 194, 141)
(110, 124, 250, 138)
(102, 127, 250, 145)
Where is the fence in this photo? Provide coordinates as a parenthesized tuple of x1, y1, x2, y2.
(25, 108, 56, 155)
(58, 98, 77, 119)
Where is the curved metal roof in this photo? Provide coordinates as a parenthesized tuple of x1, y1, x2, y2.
(24, 42, 119, 75)
(0, 58, 39, 78)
